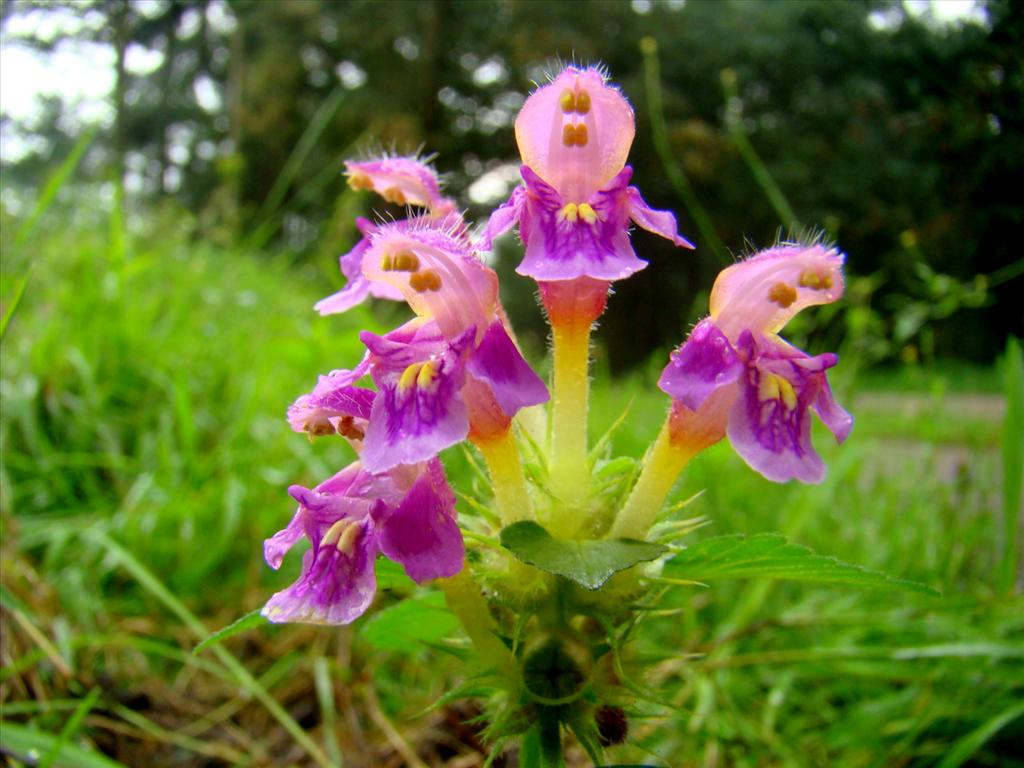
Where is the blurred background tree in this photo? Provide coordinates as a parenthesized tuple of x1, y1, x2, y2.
(2, 0, 1021, 368)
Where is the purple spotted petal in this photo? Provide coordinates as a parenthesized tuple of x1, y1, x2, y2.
(466, 320, 549, 418)
(626, 186, 694, 249)
(377, 461, 464, 582)
(658, 319, 744, 412)
(726, 332, 839, 484)
(359, 326, 474, 472)
(514, 165, 690, 282)
(262, 515, 379, 625)
(287, 362, 375, 439)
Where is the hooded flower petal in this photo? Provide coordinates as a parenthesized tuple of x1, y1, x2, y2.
(315, 218, 405, 315)
(515, 66, 635, 202)
(363, 222, 497, 339)
(710, 243, 845, 338)
(658, 319, 743, 412)
(345, 156, 445, 209)
(359, 324, 474, 473)
(377, 460, 464, 582)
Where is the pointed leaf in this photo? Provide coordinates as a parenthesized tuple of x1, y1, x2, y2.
(500, 522, 668, 590)
(666, 534, 938, 595)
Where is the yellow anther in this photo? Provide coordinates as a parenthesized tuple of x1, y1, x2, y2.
(561, 122, 589, 147)
(320, 518, 351, 547)
(778, 377, 798, 410)
(821, 274, 833, 290)
(574, 89, 591, 114)
(399, 363, 423, 391)
(416, 360, 439, 390)
(337, 521, 363, 556)
(578, 203, 598, 224)
(758, 373, 781, 403)
(562, 123, 577, 146)
(798, 270, 821, 289)
(559, 203, 579, 223)
(347, 172, 373, 191)
(409, 269, 442, 293)
(767, 281, 798, 308)
(559, 88, 576, 113)
(382, 186, 407, 205)
(392, 250, 420, 272)
(380, 253, 394, 271)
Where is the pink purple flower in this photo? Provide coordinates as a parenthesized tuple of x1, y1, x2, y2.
(316, 156, 462, 315)
(482, 66, 692, 282)
(347, 221, 547, 469)
(262, 458, 463, 625)
(287, 364, 374, 443)
(658, 244, 853, 483)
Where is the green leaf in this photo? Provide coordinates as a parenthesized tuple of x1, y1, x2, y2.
(193, 609, 267, 655)
(500, 521, 668, 590)
(0, 721, 127, 768)
(665, 534, 939, 595)
(375, 558, 417, 593)
(360, 592, 459, 652)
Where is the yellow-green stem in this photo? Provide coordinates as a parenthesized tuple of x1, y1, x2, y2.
(610, 418, 698, 539)
(439, 570, 518, 678)
(549, 317, 592, 509)
(474, 428, 534, 526)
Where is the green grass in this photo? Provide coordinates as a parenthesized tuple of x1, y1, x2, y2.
(2, 206, 1022, 767)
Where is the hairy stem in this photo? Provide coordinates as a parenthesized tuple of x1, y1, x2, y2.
(548, 315, 592, 510)
(439, 571, 518, 678)
(610, 418, 697, 539)
(474, 428, 534, 525)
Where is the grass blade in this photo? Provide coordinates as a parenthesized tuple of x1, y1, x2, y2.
(998, 336, 1023, 595)
(936, 701, 1024, 768)
(14, 127, 97, 247)
(313, 656, 343, 767)
(640, 36, 729, 265)
(87, 530, 334, 768)
(192, 608, 267, 655)
(0, 720, 126, 768)
(0, 268, 31, 341)
(38, 687, 103, 768)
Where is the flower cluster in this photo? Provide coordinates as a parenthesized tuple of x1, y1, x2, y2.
(260, 64, 853, 757)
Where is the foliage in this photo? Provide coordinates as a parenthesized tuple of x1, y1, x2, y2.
(2, 201, 1021, 765)
(2, 0, 1021, 364)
